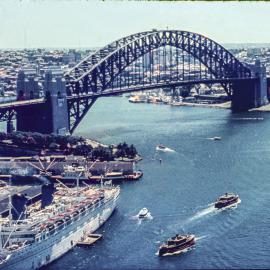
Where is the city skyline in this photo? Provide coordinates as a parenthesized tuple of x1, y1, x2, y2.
(1, 0, 270, 49)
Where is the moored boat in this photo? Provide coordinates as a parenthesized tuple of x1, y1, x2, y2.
(124, 170, 143, 181)
(158, 234, 195, 256)
(214, 193, 239, 209)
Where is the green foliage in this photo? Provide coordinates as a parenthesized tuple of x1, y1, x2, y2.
(0, 132, 138, 161)
(0, 132, 8, 141)
(115, 142, 137, 158)
(90, 146, 113, 161)
(0, 131, 86, 151)
(74, 144, 93, 156)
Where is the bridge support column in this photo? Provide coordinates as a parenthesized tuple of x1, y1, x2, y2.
(231, 79, 257, 112)
(253, 60, 268, 107)
(267, 78, 270, 100)
(232, 60, 268, 112)
(16, 67, 69, 135)
(17, 67, 42, 100)
(7, 120, 14, 133)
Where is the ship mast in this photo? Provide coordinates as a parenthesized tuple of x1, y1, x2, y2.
(100, 174, 103, 188)
(8, 158, 15, 226)
(8, 191, 12, 226)
(76, 171, 83, 199)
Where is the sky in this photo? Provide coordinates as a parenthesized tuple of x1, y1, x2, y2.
(0, 0, 270, 49)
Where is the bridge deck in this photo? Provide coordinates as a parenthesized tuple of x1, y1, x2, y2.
(67, 77, 258, 100)
(0, 98, 45, 109)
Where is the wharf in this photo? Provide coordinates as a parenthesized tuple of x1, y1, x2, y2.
(170, 101, 231, 109)
(0, 159, 134, 177)
(51, 170, 143, 183)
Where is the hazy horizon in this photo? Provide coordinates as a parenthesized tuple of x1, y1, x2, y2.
(1, 43, 270, 51)
(1, 1, 270, 49)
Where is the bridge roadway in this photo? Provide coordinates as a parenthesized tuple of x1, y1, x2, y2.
(0, 98, 45, 109)
(0, 78, 256, 110)
(67, 77, 258, 100)
(0, 77, 259, 129)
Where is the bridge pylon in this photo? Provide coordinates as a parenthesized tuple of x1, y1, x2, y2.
(231, 60, 268, 112)
(16, 67, 69, 135)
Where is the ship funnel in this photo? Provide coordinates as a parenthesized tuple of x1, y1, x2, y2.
(11, 194, 28, 220)
(41, 183, 55, 209)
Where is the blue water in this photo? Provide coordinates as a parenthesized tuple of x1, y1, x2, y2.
(47, 97, 270, 269)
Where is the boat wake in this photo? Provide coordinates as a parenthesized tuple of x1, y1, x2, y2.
(188, 204, 217, 222)
(155, 246, 195, 257)
(188, 199, 241, 222)
(195, 235, 209, 241)
(232, 117, 264, 121)
(156, 148, 175, 153)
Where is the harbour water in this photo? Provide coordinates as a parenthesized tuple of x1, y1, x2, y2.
(41, 97, 270, 268)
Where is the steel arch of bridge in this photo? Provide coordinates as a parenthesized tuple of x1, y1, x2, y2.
(65, 30, 252, 133)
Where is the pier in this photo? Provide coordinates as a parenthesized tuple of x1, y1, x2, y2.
(0, 156, 135, 175)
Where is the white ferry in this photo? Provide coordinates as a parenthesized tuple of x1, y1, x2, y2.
(0, 183, 120, 269)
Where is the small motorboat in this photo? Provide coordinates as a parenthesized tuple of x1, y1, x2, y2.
(156, 144, 166, 151)
(138, 207, 149, 218)
(156, 144, 174, 152)
(207, 136, 222, 141)
(214, 193, 239, 209)
(158, 234, 195, 256)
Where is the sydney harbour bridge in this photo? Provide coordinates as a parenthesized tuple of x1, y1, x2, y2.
(0, 30, 269, 134)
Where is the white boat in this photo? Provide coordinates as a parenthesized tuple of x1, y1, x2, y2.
(0, 183, 120, 269)
(128, 95, 147, 103)
(104, 171, 124, 181)
(138, 208, 149, 218)
(156, 145, 174, 152)
(207, 136, 222, 141)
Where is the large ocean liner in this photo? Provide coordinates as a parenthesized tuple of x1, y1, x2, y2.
(0, 182, 120, 269)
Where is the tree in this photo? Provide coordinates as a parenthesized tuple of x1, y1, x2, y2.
(31, 132, 46, 148)
(26, 136, 37, 147)
(48, 142, 58, 150)
(11, 132, 27, 146)
(73, 144, 93, 156)
(115, 148, 126, 159)
(66, 136, 84, 146)
(90, 146, 113, 161)
(0, 132, 7, 141)
(127, 144, 137, 158)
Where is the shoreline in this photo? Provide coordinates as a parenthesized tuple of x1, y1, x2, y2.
(249, 103, 270, 112)
(170, 101, 231, 109)
(149, 100, 270, 112)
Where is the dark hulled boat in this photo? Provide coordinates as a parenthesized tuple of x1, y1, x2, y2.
(214, 193, 239, 209)
(158, 234, 195, 256)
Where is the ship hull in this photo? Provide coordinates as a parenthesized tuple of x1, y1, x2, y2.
(214, 197, 239, 209)
(158, 237, 195, 256)
(0, 193, 119, 270)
